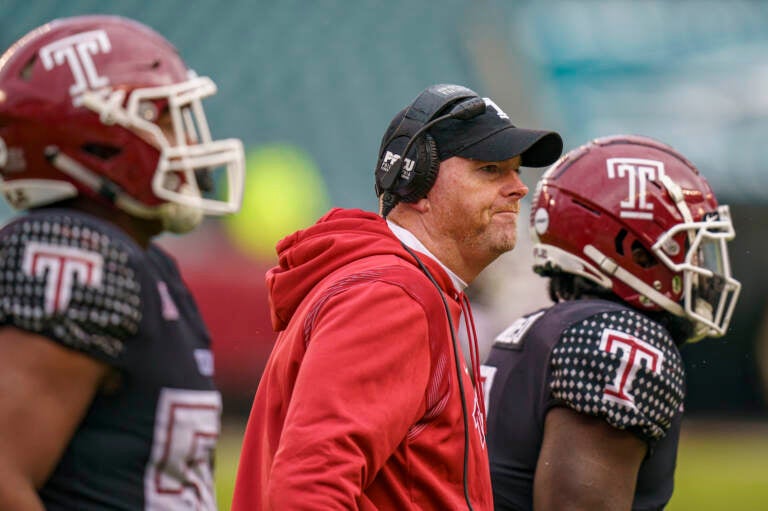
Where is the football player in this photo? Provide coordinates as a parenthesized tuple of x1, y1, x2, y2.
(0, 15, 244, 510)
(482, 135, 741, 510)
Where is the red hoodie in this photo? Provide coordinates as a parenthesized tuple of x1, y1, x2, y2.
(232, 208, 493, 510)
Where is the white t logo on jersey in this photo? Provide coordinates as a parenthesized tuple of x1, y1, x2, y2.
(22, 242, 104, 314)
(599, 329, 664, 409)
(606, 158, 666, 220)
(38, 29, 112, 105)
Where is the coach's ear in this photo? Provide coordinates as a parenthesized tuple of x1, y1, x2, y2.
(408, 197, 430, 213)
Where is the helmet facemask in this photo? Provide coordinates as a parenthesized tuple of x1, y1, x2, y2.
(653, 205, 741, 341)
(80, 74, 244, 233)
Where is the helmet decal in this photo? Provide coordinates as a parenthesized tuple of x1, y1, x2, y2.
(605, 157, 665, 220)
(533, 207, 549, 235)
(38, 29, 111, 106)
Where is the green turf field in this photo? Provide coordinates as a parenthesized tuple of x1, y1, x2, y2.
(667, 420, 768, 511)
(215, 418, 768, 511)
(215, 419, 245, 511)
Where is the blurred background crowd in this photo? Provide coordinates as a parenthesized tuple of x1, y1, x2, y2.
(2, 0, 767, 508)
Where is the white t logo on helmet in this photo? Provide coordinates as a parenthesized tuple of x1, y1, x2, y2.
(606, 158, 666, 220)
(38, 30, 112, 105)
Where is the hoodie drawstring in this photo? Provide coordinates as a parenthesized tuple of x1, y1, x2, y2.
(459, 292, 486, 427)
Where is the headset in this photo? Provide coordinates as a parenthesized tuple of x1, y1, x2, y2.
(375, 84, 487, 217)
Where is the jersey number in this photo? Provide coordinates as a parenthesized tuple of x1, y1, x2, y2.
(144, 388, 222, 510)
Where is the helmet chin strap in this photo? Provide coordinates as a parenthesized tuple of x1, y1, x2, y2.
(583, 244, 719, 342)
(688, 301, 714, 343)
(583, 244, 686, 317)
(45, 146, 202, 234)
(116, 189, 203, 234)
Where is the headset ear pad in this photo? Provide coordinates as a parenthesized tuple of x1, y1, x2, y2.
(397, 133, 440, 203)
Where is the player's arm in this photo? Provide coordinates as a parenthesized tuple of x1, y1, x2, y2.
(532, 309, 685, 511)
(533, 406, 646, 511)
(0, 326, 110, 511)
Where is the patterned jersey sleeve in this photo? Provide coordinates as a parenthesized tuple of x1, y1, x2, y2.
(548, 308, 685, 442)
(0, 212, 142, 363)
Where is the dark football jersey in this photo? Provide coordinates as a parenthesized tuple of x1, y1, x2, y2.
(482, 299, 685, 511)
(0, 209, 221, 510)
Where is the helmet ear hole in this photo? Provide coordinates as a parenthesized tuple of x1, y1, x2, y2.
(399, 134, 439, 203)
(82, 143, 122, 160)
(630, 240, 657, 268)
(614, 228, 628, 256)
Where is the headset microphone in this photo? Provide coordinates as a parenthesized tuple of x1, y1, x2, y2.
(446, 96, 487, 121)
(378, 97, 487, 193)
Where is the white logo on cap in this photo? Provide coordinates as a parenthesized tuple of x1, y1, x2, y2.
(435, 84, 470, 97)
(483, 98, 509, 120)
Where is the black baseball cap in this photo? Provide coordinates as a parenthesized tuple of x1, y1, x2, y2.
(382, 102, 563, 168)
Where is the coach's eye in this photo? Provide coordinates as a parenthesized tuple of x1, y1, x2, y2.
(479, 164, 501, 174)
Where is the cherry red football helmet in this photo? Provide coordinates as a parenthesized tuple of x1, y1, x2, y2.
(530, 135, 740, 341)
(0, 15, 244, 233)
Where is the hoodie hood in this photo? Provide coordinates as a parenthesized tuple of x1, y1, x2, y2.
(266, 208, 454, 331)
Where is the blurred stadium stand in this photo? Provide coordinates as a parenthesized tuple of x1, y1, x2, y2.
(1, 0, 766, 416)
